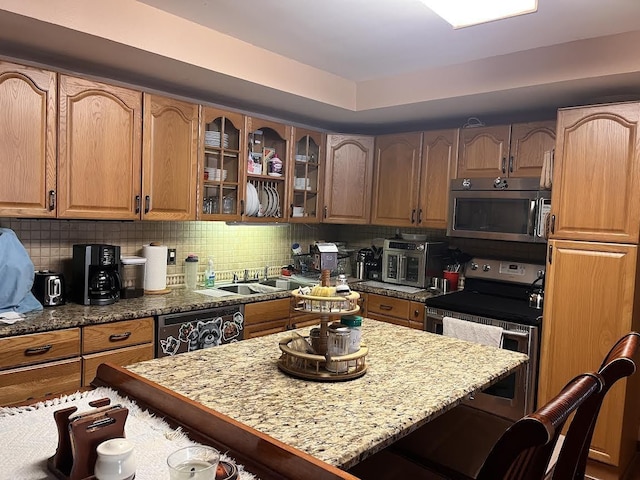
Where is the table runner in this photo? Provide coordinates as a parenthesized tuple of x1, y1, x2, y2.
(0, 387, 258, 479)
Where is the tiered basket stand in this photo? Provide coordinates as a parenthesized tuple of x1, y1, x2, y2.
(277, 270, 368, 381)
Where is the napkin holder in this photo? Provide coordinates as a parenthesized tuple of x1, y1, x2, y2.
(48, 398, 128, 480)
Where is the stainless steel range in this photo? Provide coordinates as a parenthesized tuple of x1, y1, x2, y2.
(425, 257, 544, 421)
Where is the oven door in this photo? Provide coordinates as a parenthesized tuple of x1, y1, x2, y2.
(426, 310, 538, 422)
(382, 250, 425, 287)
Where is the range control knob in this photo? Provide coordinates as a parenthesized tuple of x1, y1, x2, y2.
(470, 262, 479, 270)
(482, 264, 491, 272)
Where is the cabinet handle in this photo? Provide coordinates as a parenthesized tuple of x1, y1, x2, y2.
(144, 195, 150, 214)
(411, 209, 416, 224)
(550, 214, 556, 233)
(135, 195, 141, 214)
(48, 190, 56, 211)
(25, 344, 52, 355)
(418, 209, 423, 224)
(290, 203, 294, 217)
(380, 304, 393, 311)
(501, 157, 506, 174)
(324, 206, 328, 219)
(413, 309, 420, 317)
(109, 332, 132, 342)
(548, 244, 553, 264)
(509, 156, 514, 173)
(240, 199, 245, 215)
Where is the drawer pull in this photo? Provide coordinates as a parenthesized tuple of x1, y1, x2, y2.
(380, 305, 393, 311)
(413, 309, 420, 317)
(109, 332, 132, 342)
(25, 344, 53, 355)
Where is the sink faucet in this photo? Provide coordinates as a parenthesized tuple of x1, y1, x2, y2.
(264, 266, 269, 281)
(243, 269, 249, 282)
(232, 272, 239, 284)
(253, 270, 260, 281)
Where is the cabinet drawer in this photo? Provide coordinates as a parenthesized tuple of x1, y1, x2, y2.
(409, 301, 425, 330)
(245, 299, 290, 325)
(367, 313, 409, 328)
(0, 328, 80, 370)
(290, 312, 321, 330)
(83, 343, 154, 386)
(83, 317, 154, 354)
(0, 358, 82, 406)
(367, 294, 410, 320)
(244, 319, 289, 339)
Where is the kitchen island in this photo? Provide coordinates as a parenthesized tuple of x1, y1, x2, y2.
(126, 319, 527, 470)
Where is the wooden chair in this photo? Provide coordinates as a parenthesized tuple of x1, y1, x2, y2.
(549, 331, 640, 480)
(349, 372, 602, 480)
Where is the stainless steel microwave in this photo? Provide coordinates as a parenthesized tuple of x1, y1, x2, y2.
(448, 177, 551, 243)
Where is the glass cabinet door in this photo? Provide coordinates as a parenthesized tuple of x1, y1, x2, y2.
(290, 128, 323, 222)
(244, 117, 291, 222)
(200, 107, 244, 221)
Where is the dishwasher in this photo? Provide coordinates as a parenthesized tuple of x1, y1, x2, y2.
(156, 305, 244, 357)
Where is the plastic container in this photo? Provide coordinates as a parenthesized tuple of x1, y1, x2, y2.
(120, 256, 146, 298)
(341, 315, 363, 366)
(326, 322, 350, 373)
(205, 256, 216, 288)
(185, 254, 199, 290)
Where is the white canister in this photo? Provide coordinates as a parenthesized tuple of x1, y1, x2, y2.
(94, 438, 136, 480)
(341, 315, 362, 367)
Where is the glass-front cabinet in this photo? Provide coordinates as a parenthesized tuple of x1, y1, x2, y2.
(199, 107, 244, 221)
(289, 128, 324, 222)
(244, 117, 291, 222)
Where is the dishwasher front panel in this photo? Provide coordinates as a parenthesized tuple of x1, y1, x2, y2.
(156, 305, 244, 357)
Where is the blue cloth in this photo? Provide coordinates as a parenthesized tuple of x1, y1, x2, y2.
(0, 228, 43, 314)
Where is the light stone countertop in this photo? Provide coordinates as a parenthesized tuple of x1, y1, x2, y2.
(126, 319, 528, 470)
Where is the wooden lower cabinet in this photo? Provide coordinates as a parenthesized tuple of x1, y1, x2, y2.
(0, 358, 82, 406)
(244, 298, 290, 339)
(366, 294, 424, 330)
(538, 240, 640, 475)
(81, 317, 155, 386)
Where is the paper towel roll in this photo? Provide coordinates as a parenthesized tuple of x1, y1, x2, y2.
(143, 244, 168, 291)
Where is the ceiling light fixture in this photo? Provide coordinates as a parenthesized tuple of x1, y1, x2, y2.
(420, 0, 538, 28)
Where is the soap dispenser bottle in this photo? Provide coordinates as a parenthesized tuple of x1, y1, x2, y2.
(205, 256, 216, 288)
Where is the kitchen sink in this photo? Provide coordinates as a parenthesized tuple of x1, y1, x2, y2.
(258, 278, 314, 290)
(217, 283, 283, 295)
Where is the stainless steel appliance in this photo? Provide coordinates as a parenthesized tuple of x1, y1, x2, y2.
(156, 305, 244, 357)
(72, 244, 122, 306)
(425, 257, 544, 421)
(32, 271, 65, 307)
(382, 239, 447, 288)
(448, 177, 551, 243)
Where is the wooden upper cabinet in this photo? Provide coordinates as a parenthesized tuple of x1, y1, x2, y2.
(142, 93, 199, 220)
(199, 106, 245, 221)
(509, 121, 555, 178)
(289, 128, 324, 223)
(419, 129, 458, 229)
(58, 75, 142, 219)
(457, 121, 554, 179)
(457, 125, 510, 178)
(538, 240, 639, 468)
(371, 133, 422, 227)
(0, 61, 57, 218)
(323, 134, 374, 224)
(551, 103, 640, 243)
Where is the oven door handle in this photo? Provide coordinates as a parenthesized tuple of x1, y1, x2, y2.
(502, 330, 529, 339)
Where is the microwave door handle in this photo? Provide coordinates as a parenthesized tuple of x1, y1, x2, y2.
(398, 255, 406, 281)
(527, 200, 536, 236)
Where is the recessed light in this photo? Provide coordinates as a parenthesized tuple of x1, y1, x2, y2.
(420, 0, 538, 28)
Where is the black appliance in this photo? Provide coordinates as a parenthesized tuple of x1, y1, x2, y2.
(356, 247, 382, 280)
(72, 244, 122, 305)
(32, 271, 66, 307)
(425, 257, 544, 422)
(156, 305, 244, 357)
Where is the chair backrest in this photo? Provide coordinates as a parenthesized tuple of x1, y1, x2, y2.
(475, 373, 602, 480)
(550, 331, 640, 480)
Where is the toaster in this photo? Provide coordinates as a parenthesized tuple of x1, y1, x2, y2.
(32, 271, 66, 307)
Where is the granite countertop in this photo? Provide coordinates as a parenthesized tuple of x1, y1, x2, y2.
(1, 279, 439, 338)
(127, 319, 527, 470)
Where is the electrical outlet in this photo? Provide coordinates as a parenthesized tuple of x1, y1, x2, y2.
(167, 248, 176, 265)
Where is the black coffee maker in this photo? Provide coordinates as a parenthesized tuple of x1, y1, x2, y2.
(72, 244, 122, 305)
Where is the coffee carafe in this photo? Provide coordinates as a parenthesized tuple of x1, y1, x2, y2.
(72, 244, 122, 305)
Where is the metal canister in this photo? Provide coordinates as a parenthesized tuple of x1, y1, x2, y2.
(326, 322, 350, 373)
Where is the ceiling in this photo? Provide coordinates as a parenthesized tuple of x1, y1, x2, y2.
(2, 0, 640, 133)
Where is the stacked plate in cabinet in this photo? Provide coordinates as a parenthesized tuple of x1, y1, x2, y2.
(204, 131, 229, 148)
(245, 181, 280, 217)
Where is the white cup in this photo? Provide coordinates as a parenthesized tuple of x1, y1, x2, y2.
(94, 438, 136, 480)
(292, 206, 304, 217)
(167, 446, 220, 480)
